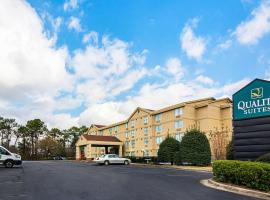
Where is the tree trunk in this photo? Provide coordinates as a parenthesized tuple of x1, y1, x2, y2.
(31, 136, 34, 159)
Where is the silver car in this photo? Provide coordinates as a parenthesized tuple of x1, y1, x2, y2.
(93, 154, 131, 165)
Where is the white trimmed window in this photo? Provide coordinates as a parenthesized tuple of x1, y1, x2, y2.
(156, 136, 163, 144)
(144, 138, 148, 145)
(98, 131, 103, 135)
(175, 108, 183, 117)
(143, 150, 149, 157)
(131, 120, 135, 128)
(125, 131, 129, 138)
(125, 123, 128, 129)
(130, 130, 136, 137)
(144, 127, 148, 136)
(125, 141, 129, 149)
(155, 125, 162, 133)
(174, 120, 183, 129)
(175, 132, 184, 142)
(109, 128, 112, 135)
(143, 116, 148, 124)
(131, 140, 135, 148)
(155, 114, 162, 122)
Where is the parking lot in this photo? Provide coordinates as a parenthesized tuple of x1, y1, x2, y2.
(0, 161, 256, 200)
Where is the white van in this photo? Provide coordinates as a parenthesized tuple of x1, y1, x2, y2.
(0, 145, 22, 168)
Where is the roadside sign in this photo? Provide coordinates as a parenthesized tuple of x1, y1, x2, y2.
(233, 79, 270, 120)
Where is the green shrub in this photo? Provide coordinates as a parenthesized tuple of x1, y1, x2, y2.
(256, 153, 270, 163)
(158, 136, 180, 165)
(213, 160, 270, 191)
(226, 140, 234, 160)
(180, 129, 211, 166)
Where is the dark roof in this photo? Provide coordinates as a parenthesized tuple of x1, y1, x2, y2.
(82, 134, 122, 142)
(93, 124, 106, 128)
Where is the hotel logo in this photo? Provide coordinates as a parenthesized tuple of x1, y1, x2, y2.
(251, 87, 263, 99)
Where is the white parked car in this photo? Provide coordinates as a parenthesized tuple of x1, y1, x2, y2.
(93, 154, 131, 165)
(0, 145, 22, 168)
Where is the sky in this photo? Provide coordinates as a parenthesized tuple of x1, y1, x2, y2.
(1, 0, 270, 129)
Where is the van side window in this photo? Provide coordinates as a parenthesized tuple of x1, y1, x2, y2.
(0, 147, 11, 155)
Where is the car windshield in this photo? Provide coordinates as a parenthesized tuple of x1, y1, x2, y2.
(100, 155, 105, 158)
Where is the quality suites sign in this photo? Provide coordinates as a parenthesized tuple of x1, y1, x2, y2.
(233, 79, 270, 120)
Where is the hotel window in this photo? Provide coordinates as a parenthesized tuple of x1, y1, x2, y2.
(175, 120, 183, 129)
(131, 130, 136, 137)
(143, 116, 148, 124)
(131, 140, 135, 148)
(98, 131, 103, 135)
(144, 127, 148, 136)
(175, 132, 184, 142)
(156, 136, 163, 145)
(131, 120, 135, 128)
(143, 150, 149, 157)
(125, 141, 129, 149)
(109, 128, 112, 135)
(125, 123, 128, 129)
(144, 138, 149, 145)
(155, 125, 162, 133)
(131, 151, 135, 157)
(125, 131, 129, 138)
(175, 108, 183, 117)
(155, 114, 162, 122)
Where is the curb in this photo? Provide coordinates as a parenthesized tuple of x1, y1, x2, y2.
(130, 163, 212, 173)
(201, 179, 270, 200)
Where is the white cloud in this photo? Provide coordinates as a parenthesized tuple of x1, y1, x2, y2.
(195, 75, 214, 85)
(83, 31, 98, 45)
(180, 19, 206, 61)
(0, 0, 75, 128)
(235, 1, 270, 44)
(79, 102, 126, 125)
(64, 0, 78, 11)
(77, 78, 250, 125)
(52, 17, 63, 32)
(71, 35, 148, 104)
(48, 114, 79, 129)
(109, 69, 147, 96)
(0, 0, 71, 102)
(68, 16, 82, 32)
(41, 12, 63, 43)
(222, 78, 250, 95)
(217, 39, 232, 50)
(165, 57, 184, 80)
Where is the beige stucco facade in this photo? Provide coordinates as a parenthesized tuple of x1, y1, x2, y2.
(76, 97, 232, 160)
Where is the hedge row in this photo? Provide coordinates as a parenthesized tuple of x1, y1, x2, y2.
(213, 160, 270, 191)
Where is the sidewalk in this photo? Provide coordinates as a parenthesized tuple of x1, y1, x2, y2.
(131, 163, 212, 173)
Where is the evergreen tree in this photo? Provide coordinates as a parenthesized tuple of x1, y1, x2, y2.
(180, 129, 211, 166)
(157, 136, 180, 165)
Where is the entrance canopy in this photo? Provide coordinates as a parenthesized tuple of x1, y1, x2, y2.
(76, 134, 123, 160)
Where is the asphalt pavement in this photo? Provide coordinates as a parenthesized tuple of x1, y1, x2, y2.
(0, 161, 257, 200)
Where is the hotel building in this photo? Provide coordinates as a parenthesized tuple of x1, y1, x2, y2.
(76, 97, 232, 160)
